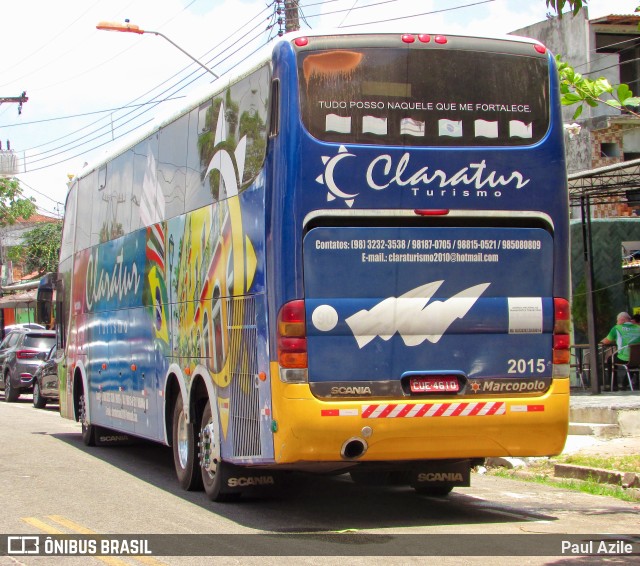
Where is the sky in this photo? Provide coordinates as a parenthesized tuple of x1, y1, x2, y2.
(0, 0, 638, 218)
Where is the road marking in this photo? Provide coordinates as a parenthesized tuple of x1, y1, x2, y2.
(22, 517, 63, 535)
(22, 515, 167, 565)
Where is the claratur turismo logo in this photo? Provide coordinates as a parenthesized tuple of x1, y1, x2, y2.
(316, 145, 531, 207)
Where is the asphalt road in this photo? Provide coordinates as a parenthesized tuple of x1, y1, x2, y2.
(1, 395, 638, 565)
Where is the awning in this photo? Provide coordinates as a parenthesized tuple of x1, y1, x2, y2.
(0, 289, 37, 308)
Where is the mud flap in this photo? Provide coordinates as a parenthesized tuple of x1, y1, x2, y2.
(408, 459, 471, 489)
(218, 462, 281, 495)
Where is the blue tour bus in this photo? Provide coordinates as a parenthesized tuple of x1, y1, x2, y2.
(44, 29, 570, 501)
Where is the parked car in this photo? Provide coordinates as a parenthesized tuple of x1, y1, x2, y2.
(0, 329, 56, 402)
(3, 323, 45, 332)
(32, 344, 59, 408)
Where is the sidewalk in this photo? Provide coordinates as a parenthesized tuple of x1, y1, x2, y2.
(562, 434, 640, 456)
(564, 391, 640, 456)
(486, 391, 640, 493)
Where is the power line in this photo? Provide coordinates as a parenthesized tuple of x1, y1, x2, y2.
(0, 97, 186, 129)
(24, 9, 275, 171)
(19, 5, 275, 169)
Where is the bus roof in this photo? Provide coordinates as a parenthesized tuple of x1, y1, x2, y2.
(69, 28, 546, 188)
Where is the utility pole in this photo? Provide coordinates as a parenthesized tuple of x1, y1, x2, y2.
(284, 0, 300, 33)
(0, 91, 28, 115)
(0, 91, 27, 334)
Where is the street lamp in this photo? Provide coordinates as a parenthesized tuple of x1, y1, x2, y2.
(96, 20, 219, 79)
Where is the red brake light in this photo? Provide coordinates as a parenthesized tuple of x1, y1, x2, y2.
(294, 37, 308, 47)
(401, 34, 415, 44)
(277, 300, 307, 369)
(414, 209, 449, 216)
(553, 297, 570, 334)
(434, 35, 448, 44)
(418, 34, 431, 43)
(16, 350, 39, 360)
(553, 298, 570, 365)
(534, 44, 546, 54)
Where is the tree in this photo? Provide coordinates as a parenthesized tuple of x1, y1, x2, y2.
(7, 221, 62, 276)
(0, 177, 36, 227)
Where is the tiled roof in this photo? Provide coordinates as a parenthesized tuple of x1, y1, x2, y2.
(590, 15, 640, 26)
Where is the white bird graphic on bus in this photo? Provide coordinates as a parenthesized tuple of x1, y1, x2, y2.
(344, 280, 490, 348)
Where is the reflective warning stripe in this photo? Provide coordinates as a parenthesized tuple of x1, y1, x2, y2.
(511, 405, 545, 412)
(361, 401, 506, 418)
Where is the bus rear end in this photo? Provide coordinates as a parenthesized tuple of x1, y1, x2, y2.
(269, 32, 569, 491)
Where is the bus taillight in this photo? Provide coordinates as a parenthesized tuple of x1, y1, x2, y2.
(553, 298, 571, 370)
(414, 209, 449, 216)
(278, 300, 308, 382)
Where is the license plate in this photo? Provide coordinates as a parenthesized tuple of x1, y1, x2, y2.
(409, 376, 460, 393)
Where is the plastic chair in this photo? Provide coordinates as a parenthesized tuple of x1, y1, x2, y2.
(612, 342, 640, 391)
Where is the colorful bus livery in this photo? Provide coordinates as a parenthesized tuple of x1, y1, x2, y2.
(47, 30, 570, 501)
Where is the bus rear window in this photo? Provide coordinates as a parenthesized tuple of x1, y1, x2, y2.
(298, 48, 549, 146)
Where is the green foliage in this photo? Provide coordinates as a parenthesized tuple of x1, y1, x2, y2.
(556, 56, 640, 120)
(545, 0, 586, 17)
(0, 177, 37, 227)
(7, 221, 62, 276)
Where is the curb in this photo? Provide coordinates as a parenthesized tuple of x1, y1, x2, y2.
(554, 463, 640, 488)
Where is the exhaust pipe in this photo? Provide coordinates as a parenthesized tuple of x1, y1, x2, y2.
(341, 437, 368, 460)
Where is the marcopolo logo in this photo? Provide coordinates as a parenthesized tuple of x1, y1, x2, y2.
(469, 379, 548, 393)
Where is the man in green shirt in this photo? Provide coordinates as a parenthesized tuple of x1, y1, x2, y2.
(601, 312, 640, 390)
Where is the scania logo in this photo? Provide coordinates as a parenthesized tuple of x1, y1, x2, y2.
(227, 476, 275, 487)
(331, 386, 372, 396)
(417, 472, 463, 482)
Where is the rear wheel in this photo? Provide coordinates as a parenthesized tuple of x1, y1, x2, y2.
(4, 373, 19, 402)
(78, 387, 95, 446)
(172, 395, 202, 491)
(33, 381, 47, 409)
(200, 400, 238, 502)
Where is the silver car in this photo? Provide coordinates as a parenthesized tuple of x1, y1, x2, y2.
(0, 329, 56, 402)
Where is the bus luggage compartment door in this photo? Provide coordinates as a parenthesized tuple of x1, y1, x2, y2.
(302, 225, 554, 394)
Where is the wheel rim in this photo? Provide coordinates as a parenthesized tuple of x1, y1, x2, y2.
(200, 413, 221, 480)
(5, 376, 11, 398)
(176, 408, 190, 469)
(34, 383, 39, 403)
(79, 392, 88, 426)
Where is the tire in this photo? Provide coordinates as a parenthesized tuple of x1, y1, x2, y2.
(78, 388, 95, 446)
(5, 373, 19, 402)
(33, 381, 47, 409)
(172, 395, 203, 491)
(200, 400, 238, 502)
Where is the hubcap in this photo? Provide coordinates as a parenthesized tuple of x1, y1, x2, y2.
(176, 409, 190, 469)
(199, 420, 219, 478)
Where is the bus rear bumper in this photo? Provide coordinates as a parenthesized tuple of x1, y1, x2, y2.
(271, 373, 570, 466)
